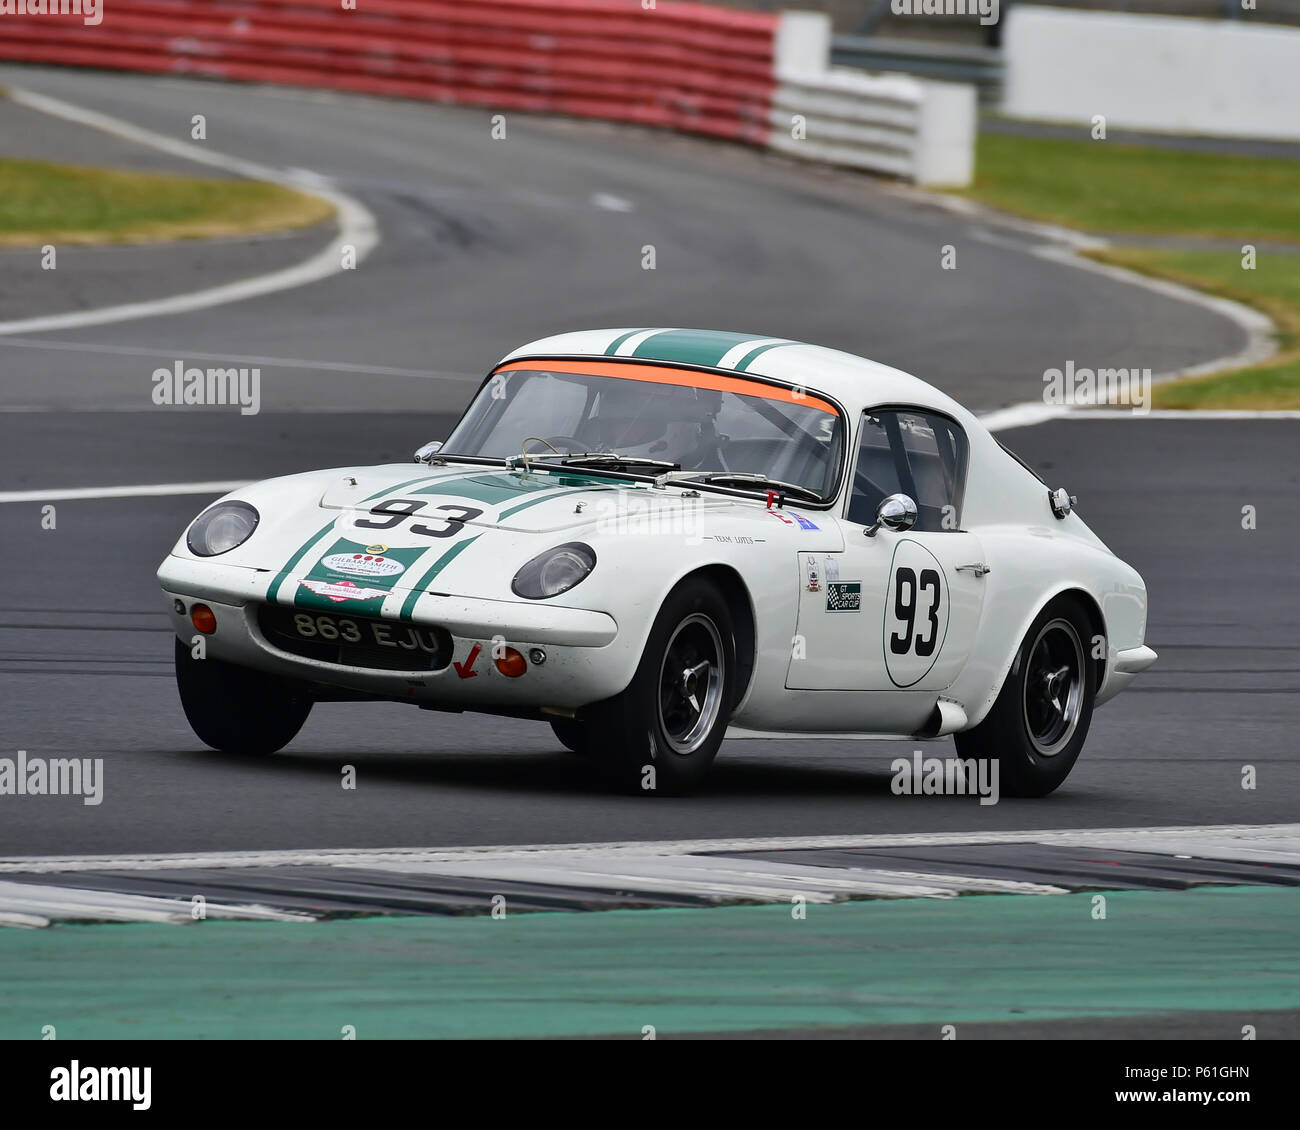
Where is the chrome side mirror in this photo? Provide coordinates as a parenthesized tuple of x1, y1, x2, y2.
(414, 440, 444, 464)
(865, 492, 917, 537)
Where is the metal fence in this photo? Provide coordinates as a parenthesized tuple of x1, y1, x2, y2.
(831, 35, 1003, 102)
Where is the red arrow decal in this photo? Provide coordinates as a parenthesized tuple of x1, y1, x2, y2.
(453, 643, 482, 679)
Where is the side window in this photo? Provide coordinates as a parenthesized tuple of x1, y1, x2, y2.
(848, 409, 968, 532)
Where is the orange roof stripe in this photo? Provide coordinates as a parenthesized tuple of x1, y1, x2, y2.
(494, 358, 839, 416)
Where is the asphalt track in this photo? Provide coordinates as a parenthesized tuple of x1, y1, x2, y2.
(0, 64, 1295, 859)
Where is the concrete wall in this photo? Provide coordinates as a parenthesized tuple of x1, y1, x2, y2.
(1004, 6, 1300, 141)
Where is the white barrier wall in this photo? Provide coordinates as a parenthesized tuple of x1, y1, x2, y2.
(1004, 6, 1300, 142)
(773, 11, 977, 186)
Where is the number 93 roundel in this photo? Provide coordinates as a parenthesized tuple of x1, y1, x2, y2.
(884, 539, 950, 688)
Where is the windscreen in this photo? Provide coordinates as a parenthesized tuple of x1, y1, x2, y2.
(444, 362, 846, 500)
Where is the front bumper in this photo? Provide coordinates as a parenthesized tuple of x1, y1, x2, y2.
(159, 555, 628, 709)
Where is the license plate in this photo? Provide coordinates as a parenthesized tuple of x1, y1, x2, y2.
(257, 605, 452, 672)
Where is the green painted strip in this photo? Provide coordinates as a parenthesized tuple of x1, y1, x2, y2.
(1, 888, 1295, 1039)
(268, 521, 337, 603)
(398, 535, 480, 621)
(603, 329, 647, 355)
(412, 473, 554, 505)
(734, 341, 793, 372)
(497, 486, 606, 522)
(630, 329, 759, 367)
(361, 470, 478, 503)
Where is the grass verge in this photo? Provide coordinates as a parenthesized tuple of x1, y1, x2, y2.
(963, 132, 1300, 243)
(0, 156, 334, 245)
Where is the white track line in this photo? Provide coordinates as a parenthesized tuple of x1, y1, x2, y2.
(1, 822, 1295, 873)
(0, 481, 248, 504)
(0, 337, 470, 381)
(980, 405, 1300, 431)
(0, 89, 379, 335)
(0, 880, 312, 924)
(1032, 241, 1278, 379)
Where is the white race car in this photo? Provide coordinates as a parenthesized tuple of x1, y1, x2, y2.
(159, 329, 1156, 795)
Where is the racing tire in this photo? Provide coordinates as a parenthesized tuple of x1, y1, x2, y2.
(174, 637, 313, 755)
(583, 576, 737, 796)
(954, 596, 1096, 797)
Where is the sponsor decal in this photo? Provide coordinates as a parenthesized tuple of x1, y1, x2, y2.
(767, 510, 819, 530)
(292, 538, 429, 610)
(319, 552, 405, 579)
(298, 579, 390, 604)
(826, 581, 861, 612)
(805, 558, 820, 593)
(824, 554, 840, 583)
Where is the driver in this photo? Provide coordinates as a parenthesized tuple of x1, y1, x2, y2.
(584, 379, 679, 453)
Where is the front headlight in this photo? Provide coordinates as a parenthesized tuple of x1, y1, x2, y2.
(511, 542, 596, 600)
(187, 501, 260, 557)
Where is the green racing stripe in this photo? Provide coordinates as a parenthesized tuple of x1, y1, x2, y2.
(733, 340, 793, 371)
(399, 536, 481, 621)
(629, 329, 760, 367)
(268, 521, 338, 603)
(603, 329, 649, 355)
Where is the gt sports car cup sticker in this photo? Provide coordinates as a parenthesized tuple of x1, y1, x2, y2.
(319, 552, 405, 579)
(298, 579, 391, 604)
(825, 581, 861, 612)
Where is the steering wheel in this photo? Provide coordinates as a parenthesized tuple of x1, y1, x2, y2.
(680, 429, 731, 472)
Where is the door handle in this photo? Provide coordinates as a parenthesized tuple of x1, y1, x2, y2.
(955, 563, 991, 576)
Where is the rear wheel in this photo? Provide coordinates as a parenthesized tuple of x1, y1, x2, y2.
(174, 638, 312, 754)
(583, 576, 737, 796)
(955, 597, 1096, 797)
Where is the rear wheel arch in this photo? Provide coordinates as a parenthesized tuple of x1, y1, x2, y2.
(968, 585, 1106, 730)
(1052, 588, 1106, 687)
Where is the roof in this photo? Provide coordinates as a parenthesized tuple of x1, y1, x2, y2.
(499, 328, 976, 428)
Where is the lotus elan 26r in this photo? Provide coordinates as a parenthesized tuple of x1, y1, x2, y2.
(159, 329, 1157, 796)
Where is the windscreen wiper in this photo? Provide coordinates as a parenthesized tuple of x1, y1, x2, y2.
(562, 453, 680, 471)
(658, 470, 823, 503)
(511, 451, 681, 472)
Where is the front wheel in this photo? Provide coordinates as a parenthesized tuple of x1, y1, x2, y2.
(583, 577, 737, 796)
(955, 597, 1096, 797)
(174, 638, 312, 754)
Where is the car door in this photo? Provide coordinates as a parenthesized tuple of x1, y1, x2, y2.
(787, 407, 987, 692)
